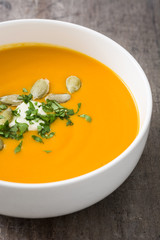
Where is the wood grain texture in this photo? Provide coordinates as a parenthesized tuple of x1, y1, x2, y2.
(0, 0, 160, 239)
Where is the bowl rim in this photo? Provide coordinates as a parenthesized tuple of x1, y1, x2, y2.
(0, 19, 153, 189)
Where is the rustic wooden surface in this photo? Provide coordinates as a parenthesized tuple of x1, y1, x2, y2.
(0, 0, 160, 239)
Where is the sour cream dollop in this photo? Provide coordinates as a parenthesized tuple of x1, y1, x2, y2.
(10, 101, 46, 131)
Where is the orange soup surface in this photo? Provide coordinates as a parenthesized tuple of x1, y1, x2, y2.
(0, 43, 139, 183)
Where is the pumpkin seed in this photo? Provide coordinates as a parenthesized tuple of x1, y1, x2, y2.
(0, 108, 13, 125)
(0, 94, 22, 106)
(66, 76, 81, 93)
(45, 93, 71, 103)
(31, 79, 49, 100)
(0, 138, 4, 151)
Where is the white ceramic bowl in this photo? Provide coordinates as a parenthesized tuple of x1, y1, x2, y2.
(0, 19, 152, 218)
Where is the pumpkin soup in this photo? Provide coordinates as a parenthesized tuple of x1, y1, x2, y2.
(0, 43, 139, 183)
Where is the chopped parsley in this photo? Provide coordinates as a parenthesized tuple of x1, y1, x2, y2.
(0, 104, 7, 112)
(44, 150, 52, 153)
(32, 135, 44, 143)
(46, 132, 55, 139)
(18, 93, 33, 103)
(79, 114, 92, 122)
(75, 103, 81, 114)
(16, 122, 28, 135)
(12, 109, 20, 117)
(0, 121, 28, 140)
(23, 88, 28, 93)
(66, 119, 73, 126)
(14, 141, 23, 153)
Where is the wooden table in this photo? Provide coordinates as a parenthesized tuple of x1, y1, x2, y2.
(0, 0, 159, 239)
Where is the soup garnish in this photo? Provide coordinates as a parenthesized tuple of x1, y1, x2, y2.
(0, 77, 91, 153)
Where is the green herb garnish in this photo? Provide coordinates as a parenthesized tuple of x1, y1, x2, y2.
(23, 88, 28, 93)
(25, 101, 38, 121)
(18, 93, 33, 104)
(12, 109, 20, 117)
(32, 135, 44, 143)
(16, 122, 28, 135)
(66, 119, 73, 126)
(14, 141, 23, 153)
(37, 122, 55, 139)
(75, 103, 81, 114)
(46, 132, 55, 139)
(38, 113, 56, 124)
(0, 120, 28, 140)
(0, 104, 7, 112)
(79, 114, 92, 122)
(44, 150, 52, 153)
(42, 102, 53, 113)
(0, 115, 4, 119)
